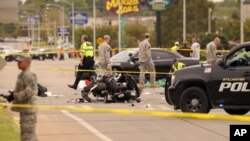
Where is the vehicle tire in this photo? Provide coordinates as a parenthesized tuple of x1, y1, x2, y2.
(52, 55, 57, 60)
(224, 109, 249, 115)
(38, 55, 43, 61)
(126, 74, 140, 97)
(5, 56, 11, 62)
(179, 87, 210, 113)
(164, 82, 172, 105)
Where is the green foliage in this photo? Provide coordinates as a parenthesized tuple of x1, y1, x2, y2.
(198, 33, 229, 61)
(245, 19, 250, 42)
(74, 25, 118, 49)
(0, 110, 20, 141)
(199, 33, 229, 50)
(161, 0, 214, 47)
(3, 24, 16, 35)
(124, 22, 148, 48)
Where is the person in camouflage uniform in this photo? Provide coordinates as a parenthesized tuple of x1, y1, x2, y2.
(97, 35, 112, 72)
(11, 54, 38, 141)
(138, 33, 156, 88)
(206, 37, 221, 63)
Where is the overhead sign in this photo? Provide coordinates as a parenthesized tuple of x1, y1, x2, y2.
(57, 27, 70, 35)
(25, 16, 39, 25)
(105, 0, 141, 15)
(70, 12, 88, 25)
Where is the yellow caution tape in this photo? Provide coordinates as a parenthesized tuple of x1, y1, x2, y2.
(4, 66, 172, 75)
(2, 47, 229, 56)
(1, 103, 250, 122)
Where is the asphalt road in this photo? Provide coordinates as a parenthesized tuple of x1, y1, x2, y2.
(0, 59, 248, 141)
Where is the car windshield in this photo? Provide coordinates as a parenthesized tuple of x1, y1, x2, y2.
(111, 49, 137, 62)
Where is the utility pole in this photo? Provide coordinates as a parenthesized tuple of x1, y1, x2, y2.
(183, 0, 186, 42)
(240, 0, 244, 43)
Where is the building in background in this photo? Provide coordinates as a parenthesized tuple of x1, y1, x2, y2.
(0, 0, 18, 23)
(243, 0, 250, 22)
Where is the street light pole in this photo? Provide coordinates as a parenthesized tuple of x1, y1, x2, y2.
(47, 4, 65, 45)
(55, 0, 75, 46)
(72, 0, 75, 47)
(156, 11, 161, 47)
(93, 0, 96, 54)
(118, 0, 122, 52)
(183, 0, 186, 42)
(208, 8, 212, 34)
(240, 0, 244, 43)
(62, 6, 65, 44)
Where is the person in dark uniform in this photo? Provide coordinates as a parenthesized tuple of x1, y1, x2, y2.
(68, 35, 95, 89)
(178, 41, 192, 57)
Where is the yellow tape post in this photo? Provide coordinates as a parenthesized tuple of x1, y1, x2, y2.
(1, 103, 250, 122)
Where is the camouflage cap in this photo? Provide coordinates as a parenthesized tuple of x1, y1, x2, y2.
(15, 54, 32, 62)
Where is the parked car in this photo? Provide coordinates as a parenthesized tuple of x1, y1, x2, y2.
(110, 48, 200, 80)
(30, 48, 58, 61)
(0, 37, 4, 42)
(4, 37, 16, 42)
(43, 48, 58, 60)
(30, 48, 46, 60)
(0, 46, 19, 62)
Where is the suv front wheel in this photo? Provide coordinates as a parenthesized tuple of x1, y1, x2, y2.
(179, 87, 210, 113)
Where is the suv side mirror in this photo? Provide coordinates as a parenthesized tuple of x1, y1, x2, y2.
(218, 58, 226, 68)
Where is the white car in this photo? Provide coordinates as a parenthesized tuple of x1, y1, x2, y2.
(0, 46, 19, 62)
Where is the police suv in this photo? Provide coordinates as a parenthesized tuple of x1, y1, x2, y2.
(166, 42, 250, 115)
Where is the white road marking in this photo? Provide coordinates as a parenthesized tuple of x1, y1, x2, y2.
(61, 110, 113, 141)
(155, 105, 173, 111)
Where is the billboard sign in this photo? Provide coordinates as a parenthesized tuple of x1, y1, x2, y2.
(105, 0, 141, 15)
(70, 12, 88, 25)
(57, 27, 70, 35)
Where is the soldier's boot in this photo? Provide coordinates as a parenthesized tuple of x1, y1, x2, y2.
(150, 83, 156, 88)
(137, 83, 145, 89)
(83, 95, 96, 103)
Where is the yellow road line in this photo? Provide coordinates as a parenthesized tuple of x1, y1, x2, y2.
(1, 103, 250, 122)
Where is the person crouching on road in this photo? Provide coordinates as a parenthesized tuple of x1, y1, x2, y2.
(138, 33, 156, 88)
(11, 54, 38, 141)
(167, 59, 186, 87)
(97, 35, 112, 75)
(68, 34, 95, 89)
(169, 59, 186, 74)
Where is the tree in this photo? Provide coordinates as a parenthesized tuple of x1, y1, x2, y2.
(244, 19, 250, 42)
(160, 0, 214, 47)
(3, 24, 16, 35)
(74, 25, 118, 50)
(124, 22, 148, 48)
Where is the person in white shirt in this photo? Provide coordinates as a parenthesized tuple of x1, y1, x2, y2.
(191, 36, 200, 60)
